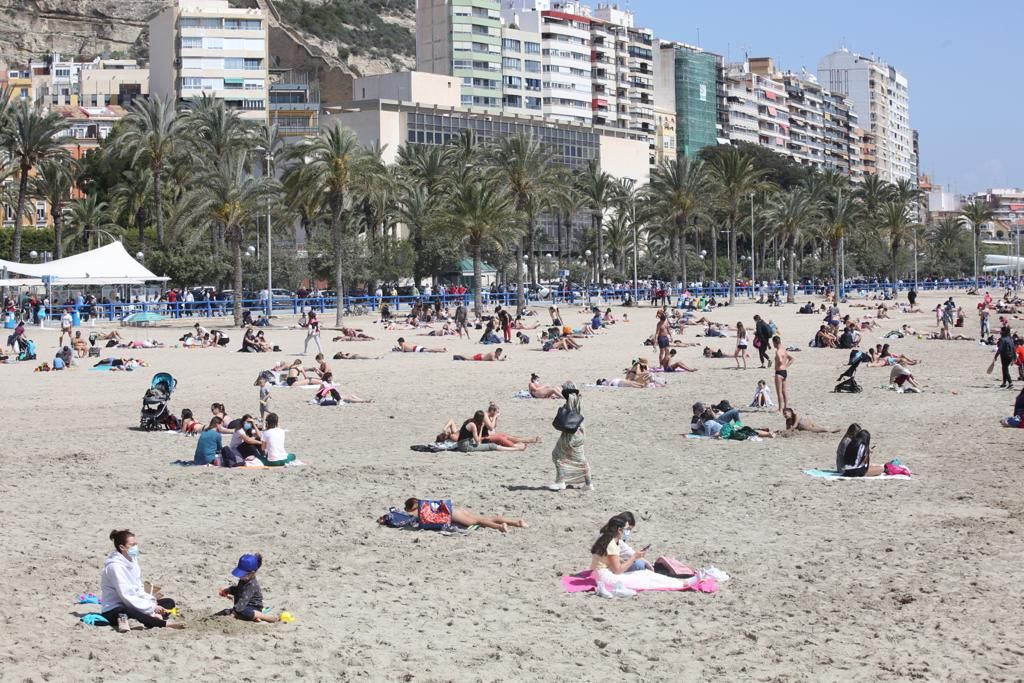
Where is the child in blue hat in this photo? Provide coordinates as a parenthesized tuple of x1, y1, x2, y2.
(219, 553, 278, 622)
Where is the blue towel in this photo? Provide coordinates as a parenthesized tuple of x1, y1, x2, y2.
(803, 468, 910, 480)
(80, 613, 110, 626)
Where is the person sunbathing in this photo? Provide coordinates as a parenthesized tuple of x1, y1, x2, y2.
(394, 337, 447, 353)
(119, 339, 166, 349)
(403, 498, 527, 534)
(662, 349, 697, 372)
(418, 323, 455, 337)
(874, 344, 920, 366)
(95, 330, 123, 342)
(284, 359, 315, 386)
(514, 316, 541, 330)
(900, 324, 918, 336)
(542, 336, 581, 351)
(926, 332, 974, 341)
(782, 407, 838, 433)
(454, 411, 526, 452)
(94, 357, 146, 370)
(702, 346, 725, 359)
(180, 408, 203, 435)
(596, 378, 646, 388)
(315, 372, 372, 403)
(72, 331, 88, 358)
(453, 348, 505, 361)
(481, 403, 540, 446)
(333, 351, 381, 360)
(529, 373, 564, 399)
(332, 327, 375, 341)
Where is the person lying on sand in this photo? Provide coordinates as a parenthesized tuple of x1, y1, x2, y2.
(782, 407, 839, 433)
(926, 332, 974, 341)
(702, 346, 725, 359)
(529, 373, 565, 399)
(94, 330, 123, 342)
(417, 323, 456, 337)
(118, 339, 166, 349)
(393, 337, 447, 353)
(94, 357, 147, 370)
(482, 402, 540, 447)
(541, 335, 581, 351)
(403, 498, 527, 534)
(596, 377, 647, 388)
(453, 348, 505, 361)
(332, 327, 375, 341)
(333, 351, 381, 360)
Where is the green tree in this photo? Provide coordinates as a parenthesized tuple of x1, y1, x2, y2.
(707, 147, 771, 303)
(959, 199, 995, 285)
(396, 143, 451, 284)
(926, 216, 971, 277)
(819, 189, 861, 296)
(65, 194, 118, 251)
(32, 158, 79, 259)
(765, 189, 820, 302)
(110, 167, 154, 246)
(440, 173, 518, 317)
(646, 157, 710, 285)
(877, 200, 920, 284)
(1, 102, 69, 261)
(576, 160, 614, 284)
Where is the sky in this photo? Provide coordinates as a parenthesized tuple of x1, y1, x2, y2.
(628, 0, 1023, 194)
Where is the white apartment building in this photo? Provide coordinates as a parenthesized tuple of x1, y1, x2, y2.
(149, 0, 269, 121)
(590, 3, 654, 138)
(499, 24, 543, 114)
(818, 48, 912, 183)
(724, 61, 788, 155)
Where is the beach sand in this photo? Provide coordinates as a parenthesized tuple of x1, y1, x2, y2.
(2, 292, 1023, 681)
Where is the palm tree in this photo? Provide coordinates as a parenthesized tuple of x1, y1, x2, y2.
(490, 133, 557, 308)
(32, 158, 79, 259)
(440, 173, 518, 317)
(765, 189, 820, 302)
(397, 143, 452, 284)
(187, 95, 253, 162)
(820, 190, 861, 297)
(855, 173, 893, 228)
(576, 161, 614, 287)
(110, 167, 154, 246)
(877, 200, 919, 285)
(707, 147, 771, 304)
(2, 102, 69, 261)
(192, 154, 276, 325)
(960, 199, 995, 286)
(283, 123, 367, 324)
(65, 194, 117, 251)
(927, 216, 970, 277)
(117, 95, 185, 247)
(647, 157, 710, 286)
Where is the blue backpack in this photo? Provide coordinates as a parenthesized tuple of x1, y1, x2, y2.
(377, 507, 417, 529)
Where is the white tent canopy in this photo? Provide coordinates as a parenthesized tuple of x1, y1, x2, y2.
(0, 242, 168, 286)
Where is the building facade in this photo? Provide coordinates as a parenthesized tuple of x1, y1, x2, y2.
(149, 0, 270, 121)
(654, 41, 722, 159)
(416, 0, 503, 110)
(269, 68, 319, 138)
(818, 48, 912, 183)
(969, 188, 1024, 239)
(723, 61, 789, 156)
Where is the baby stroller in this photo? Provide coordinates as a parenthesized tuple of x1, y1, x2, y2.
(834, 350, 867, 393)
(140, 372, 179, 431)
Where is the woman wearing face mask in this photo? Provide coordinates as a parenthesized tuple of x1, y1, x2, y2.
(615, 512, 653, 572)
(589, 517, 697, 593)
(229, 414, 264, 465)
(100, 529, 184, 630)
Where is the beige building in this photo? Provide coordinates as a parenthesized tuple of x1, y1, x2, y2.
(351, 72, 461, 109)
(79, 62, 149, 108)
(652, 105, 676, 165)
(149, 0, 269, 121)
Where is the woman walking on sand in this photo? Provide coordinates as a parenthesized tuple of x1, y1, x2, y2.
(548, 381, 591, 491)
(734, 321, 748, 369)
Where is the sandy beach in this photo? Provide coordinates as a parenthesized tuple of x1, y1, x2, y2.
(2, 291, 1023, 681)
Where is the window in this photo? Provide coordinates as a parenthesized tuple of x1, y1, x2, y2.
(502, 38, 520, 52)
(224, 19, 261, 30)
(243, 58, 262, 70)
(525, 78, 540, 91)
(180, 77, 201, 89)
(525, 42, 540, 54)
(502, 57, 520, 69)
(525, 60, 540, 73)
(504, 94, 522, 108)
(182, 36, 202, 49)
(504, 75, 521, 89)
(224, 79, 244, 90)
(55, 68, 70, 78)
(205, 37, 223, 50)
(36, 202, 46, 224)
(182, 17, 220, 28)
(461, 94, 473, 106)
(525, 96, 541, 110)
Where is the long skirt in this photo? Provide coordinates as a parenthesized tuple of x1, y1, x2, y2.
(552, 427, 590, 485)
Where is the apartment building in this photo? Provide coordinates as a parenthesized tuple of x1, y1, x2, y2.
(149, 0, 270, 122)
(818, 48, 912, 183)
(652, 104, 676, 164)
(590, 3, 654, 138)
(723, 61, 789, 155)
(969, 188, 1024, 239)
(417, 0, 504, 110)
(498, 23, 543, 115)
(822, 90, 862, 179)
(4, 67, 32, 103)
(654, 41, 723, 159)
(269, 68, 319, 138)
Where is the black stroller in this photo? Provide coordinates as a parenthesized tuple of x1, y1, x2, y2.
(140, 372, 178, 431)
(835, 350, 868, 393)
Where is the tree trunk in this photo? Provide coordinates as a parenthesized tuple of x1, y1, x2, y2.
(787, 242, 796, 303)
(136, 207, 146, 247)
(153, 163, 164, 248)
(11, 166, 29, 262)
(833, 242, 841, 300)
(892, 241, 900, 287)
(472, 243, 483, 318)
(333, 205, 345, 326)
(526, 219, 537, 286)
(515, 241, 525, 314)
(556, 213, 564, 272)
(711, 222, 718, 283)
(232, 238, 243, 326)
(53, 203, 63, 260)
(677, 215, 688, 288)
(728, 216, 737, 305)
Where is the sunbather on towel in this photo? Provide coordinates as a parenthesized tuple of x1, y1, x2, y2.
(394, 337, 447, 353)
(403, 498, 527, 534)
(782, 408, 838, 433)
(615, 512, 653, 571)
(453, 348, 505, 361)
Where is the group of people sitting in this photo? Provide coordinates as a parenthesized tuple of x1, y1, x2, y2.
(689, 400, 775, 440)
(192, 404, 298, 467)
(436, 402, 539, 452)
(240, 327, 276, 353)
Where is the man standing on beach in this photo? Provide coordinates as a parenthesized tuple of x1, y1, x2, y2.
(454, 303, 469, 339)
(754, 315, 772, 368)
(773, 336, 793, 412)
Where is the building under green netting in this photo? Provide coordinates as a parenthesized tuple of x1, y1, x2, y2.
(672, 48, 720, 158)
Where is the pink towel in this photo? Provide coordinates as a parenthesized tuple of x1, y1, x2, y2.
(560, 569, 718, 594)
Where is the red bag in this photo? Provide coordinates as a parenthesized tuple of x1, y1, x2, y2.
(417, 499, 452, 530)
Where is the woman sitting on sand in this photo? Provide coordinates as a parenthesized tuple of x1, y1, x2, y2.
(284, 359, 315, 386)
(101, 529, 184, 630)
(529, 373, 564, 399)
(194, 417, 224, 465)
(482, 402, 540, 447)
(402, 498, 528, 534)
(814, 326, 838, 348)
(588, 516, 699, 592)
(835, 424, 883, 477)
(624, 357, 653, 385)
(315, 372, 372, 404)
(782, 407, 838, 433)
(210, 403, 236, 434)
(227, 414, 264, 463)
(453, 348, 505, 361)
(72, 331, 88, 358)
(455, 411, 526, 452)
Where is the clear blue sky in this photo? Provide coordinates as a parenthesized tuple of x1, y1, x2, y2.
(629, 0, 1023, 194)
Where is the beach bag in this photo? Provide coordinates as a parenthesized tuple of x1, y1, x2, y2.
(417, 499, 452, 530)
(752, 336, 763, 349)
(88, 347, 100, 357)
(552, 405, 584, 433)
(220, 446, 245, 468)
(654, 556, 696, 579)
(377, 507, 417, 529)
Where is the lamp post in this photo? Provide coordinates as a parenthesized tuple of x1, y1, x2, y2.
(584, 249, 592, 304)
(264, 150, 274, 317)
(749, 192, 756, 286)
(699, 250, 706, 286)
(912, 225, 918, 291)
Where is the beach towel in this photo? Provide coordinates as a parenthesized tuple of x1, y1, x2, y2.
(560, 569, 720, 596)
(803, 468, 911, 481)
(410, 442, 459, 453)
(513, 390, 533, 399)
(685, 433, 762, 442)
(80, 613, 110, 626)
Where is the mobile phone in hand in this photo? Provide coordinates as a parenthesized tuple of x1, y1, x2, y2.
(642, 544, 652, 551)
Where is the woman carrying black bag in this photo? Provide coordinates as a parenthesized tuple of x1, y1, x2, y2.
(548, 381, 591, 491)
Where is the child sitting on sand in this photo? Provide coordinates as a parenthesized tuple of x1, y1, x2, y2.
(218, 554, 280, 622)
(749, 380, 774, 409)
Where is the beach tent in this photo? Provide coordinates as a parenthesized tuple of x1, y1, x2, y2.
(0, 241, 169, 286)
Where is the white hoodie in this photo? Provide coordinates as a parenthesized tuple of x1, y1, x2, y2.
(100, 550, 156, 614)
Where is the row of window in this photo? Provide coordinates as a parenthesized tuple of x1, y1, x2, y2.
(180, 17, 262, 30)
(502, 95, 541, 110)
(181, 57, 263, 70)
(542, 49, 589, 62)
(501, 38, 541, 53)
(181, 77, 264, 90)
(181, 36, 265, 51)
(504, 76, 542, 91)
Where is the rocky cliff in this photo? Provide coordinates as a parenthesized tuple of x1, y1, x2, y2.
(0, 0, 414, 81)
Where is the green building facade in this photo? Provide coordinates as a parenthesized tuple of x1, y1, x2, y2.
(672, 48, 720, 158)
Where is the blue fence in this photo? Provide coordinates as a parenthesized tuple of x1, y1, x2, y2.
(14, 278, 1004, 324)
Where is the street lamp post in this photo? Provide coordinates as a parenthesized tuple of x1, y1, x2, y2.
(265, 151, 274, 317)
(584, 249, 592, 304)
(749, 192, 756, 286)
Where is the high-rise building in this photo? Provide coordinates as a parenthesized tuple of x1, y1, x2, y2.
(269, 68, 319, 139)
(149, 0, 270, 122)
(723, 60, 788, 155)
(591, 3, 654, 139)
(417, 0, 503, 110)
(817, 48, 912, 183)
(654, 41, 722, 159)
